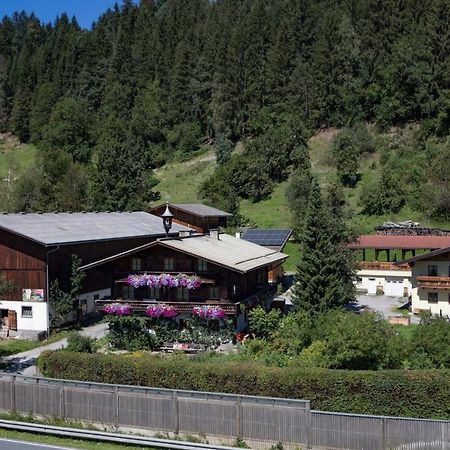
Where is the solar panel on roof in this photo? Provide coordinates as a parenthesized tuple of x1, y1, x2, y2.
(241, 229, 292, 248)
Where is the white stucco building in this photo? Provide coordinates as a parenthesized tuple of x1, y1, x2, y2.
(356, 262, 412, 297)
(399, 247, 450, 316)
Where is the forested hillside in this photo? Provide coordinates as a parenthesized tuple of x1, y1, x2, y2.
(0, 0, 449, 227)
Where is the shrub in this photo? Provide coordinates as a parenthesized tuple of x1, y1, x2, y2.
(107, 315, 157, 351)
(408, 314, 450, 369)
(66, 333, 95, 353)
(38, 350, 450, 419)
(312, 310, 404, 370)
(248, 307, 282, 339)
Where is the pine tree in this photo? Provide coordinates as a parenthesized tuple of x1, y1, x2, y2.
(10, 86, 32, 142)
(292, 178, 354, 315)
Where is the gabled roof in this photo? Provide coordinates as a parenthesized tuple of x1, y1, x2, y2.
(240, 229, 292, 251)
(395, 246, 450, 265)
(152, 203, 233, 218)
(348, 235, 450, 250)
(80, 233, 288, 274)
(0, 212, 190, 246)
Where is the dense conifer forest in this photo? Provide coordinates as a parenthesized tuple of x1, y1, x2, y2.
(0, 0, 449, 219)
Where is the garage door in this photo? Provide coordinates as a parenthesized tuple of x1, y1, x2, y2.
(385, 278, 404, 297)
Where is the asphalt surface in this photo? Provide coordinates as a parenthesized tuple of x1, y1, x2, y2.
(0, 438, 77, 450)
(1, 323, 108, 376)
(353, 294, 420, 323)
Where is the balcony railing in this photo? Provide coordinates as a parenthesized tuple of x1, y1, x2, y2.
(96, 299, 240, 315)
(417, 276, 450, 289)
(357, 261, 410, 271)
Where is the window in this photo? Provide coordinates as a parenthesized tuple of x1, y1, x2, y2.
(209, 286, 220, 299)
(197, 258, 208, 272)
(132, 258, 142, 271)
(256, 270, 265, 284)
(428, 292, 438, 303)
(94, 294, 100, 301)
(21, 306, 32, 318)
(122, 285, 134, 300)
(428, 265, 438, 276)
(164, 257, 175, 271)
(148, 287, 160, 299)
(177, 288, 189, 301)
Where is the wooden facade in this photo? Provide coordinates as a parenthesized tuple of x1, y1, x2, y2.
(85, 243, 269, 315)
(0, 229, 46, 300)
(0, 230, 165, 303)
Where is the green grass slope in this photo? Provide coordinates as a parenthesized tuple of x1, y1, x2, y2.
(0, 133, 37, 178)
(151, 129, 450, 269)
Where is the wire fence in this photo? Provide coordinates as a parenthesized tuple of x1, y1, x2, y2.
(0, 373, 448, 449)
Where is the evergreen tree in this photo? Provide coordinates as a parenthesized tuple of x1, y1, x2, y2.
(10, 87, 32, 142)
(292, 178, 355, 315)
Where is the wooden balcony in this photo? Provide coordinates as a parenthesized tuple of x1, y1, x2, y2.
(417, 276, 450, 289)
(96, 299, 240, 315)
(357, 261, 410, 271)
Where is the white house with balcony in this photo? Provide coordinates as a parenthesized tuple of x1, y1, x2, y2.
(348, 235, 450, 298)
(397, 246, 450, 316)
(356, 261, 412, 297)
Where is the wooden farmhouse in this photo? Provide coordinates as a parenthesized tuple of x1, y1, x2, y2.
(150, 203, 233, 233)
(81, 230, 288, 330)
(0, 212, 190, 338)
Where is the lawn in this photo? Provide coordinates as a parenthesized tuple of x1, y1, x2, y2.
(0, 138, 37, 179)
(393, 323, 418, 339)
(0, 331, 71, 357)
(282, 241, 300, 273)
(151, 147, 216, 205)
(0, 428, 152, 450)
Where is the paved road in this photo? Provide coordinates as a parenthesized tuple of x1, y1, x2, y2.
(1, 323, 108, 376)
(0, 438, 77, 450)
(353, 294, 420, 323)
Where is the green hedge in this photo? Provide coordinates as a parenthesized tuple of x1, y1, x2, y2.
(38, 350, 450, 419)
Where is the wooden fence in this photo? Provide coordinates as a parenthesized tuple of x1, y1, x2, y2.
(0, 373, 448, 449)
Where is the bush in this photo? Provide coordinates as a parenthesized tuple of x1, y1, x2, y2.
(408, 314, 450, 369)
(312, 310, 404, 370)
(38, 350, 450, 419)
(107, 315, 157, 351)
(248, 307, 282, 339)
(66, 333, 95, 353)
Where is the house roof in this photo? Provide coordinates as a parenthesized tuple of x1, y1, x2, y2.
(395, 246, 450, 265)
(152, 203, 233, 218)
(348, 235, 450, 250)
(240, 229, 292, 251)
(0, 212, 190, 246)
(80, 233, 288, 274)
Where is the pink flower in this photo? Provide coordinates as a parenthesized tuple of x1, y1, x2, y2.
(145, 304, 178, 319)
(192, 305, 225, 319)
(104, 303, 132, 316)
(127, 273, 202, 290)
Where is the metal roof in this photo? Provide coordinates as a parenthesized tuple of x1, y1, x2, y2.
(348, 235, 450, 250)
(80, 232, 288, 274)
(0, 212, 190, 246)
(170, 203, 233, 217)
(241, 229, 292, 251)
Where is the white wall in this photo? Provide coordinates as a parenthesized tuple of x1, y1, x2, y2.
(411, 261, 450, 315)
(356, 269, 411, 296)
(0, 300, 49, 332)
(79, 288, 111, 315)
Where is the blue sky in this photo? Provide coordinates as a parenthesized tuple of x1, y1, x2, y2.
(0, 1, 135, 29)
